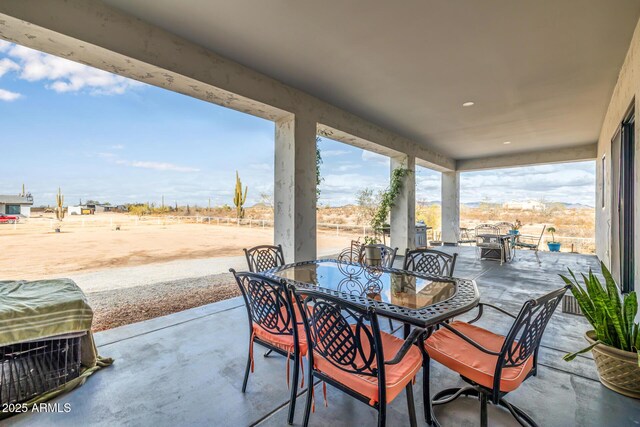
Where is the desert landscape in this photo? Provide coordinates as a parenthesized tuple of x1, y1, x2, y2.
(0, 204, 594, 331)
(0, 212, 353, 280)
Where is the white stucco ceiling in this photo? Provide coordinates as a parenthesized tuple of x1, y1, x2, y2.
(104, 0, 640, 160)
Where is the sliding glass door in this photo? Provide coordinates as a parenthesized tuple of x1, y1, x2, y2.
(611, 107, 635, 293)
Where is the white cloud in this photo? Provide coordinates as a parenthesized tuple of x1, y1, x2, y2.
(361, 150, 390, 165)
(117, 160, 200, 173)
(460, 162, 596, 206)
(0, 58, 19, 77)
(322, 149, 350, 158)
(0, 88, 21, 101)
(2, 43, 143, 95)
(110, 144, 125, 150)
(0, 40, 10, 52)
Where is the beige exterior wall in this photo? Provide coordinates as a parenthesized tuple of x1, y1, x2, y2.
(595, 18, 640, 295)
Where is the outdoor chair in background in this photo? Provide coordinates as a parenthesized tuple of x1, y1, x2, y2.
(403, 248, 458, 277)
(495, 221, 514, 236)
(422, 285, 570, 427)
(230, 270, 306, 425)
(358, 244, 398, 269)
(513, 225, 546, 256)
(475, 224, 505, 265)
(243, 244, 285, 272)
(291, 288, 424, 427)
(338, 239, 364, 263)
(457, 227, 476, 246)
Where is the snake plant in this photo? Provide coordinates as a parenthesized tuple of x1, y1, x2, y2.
(560, 262, 639, 366)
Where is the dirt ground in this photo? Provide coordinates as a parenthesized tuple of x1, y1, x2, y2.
(0, 213, 355, 280)
(87, 273, 240, 332)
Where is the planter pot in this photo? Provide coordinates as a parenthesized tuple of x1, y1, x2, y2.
(547, 242, 561, 252)
(508, 230, 520, 235)
(586, 331, 640, 399)
(364, 245, 382, 266)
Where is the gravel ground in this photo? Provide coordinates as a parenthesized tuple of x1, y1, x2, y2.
(87, 273, 240, 331)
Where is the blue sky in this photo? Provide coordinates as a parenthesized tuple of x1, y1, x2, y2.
(0, 41, 595, 207)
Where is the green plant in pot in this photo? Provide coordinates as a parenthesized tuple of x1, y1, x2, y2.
(546, 226, 561, 252)
(363, 165, 409, 265)
(561, 263, 640, 398)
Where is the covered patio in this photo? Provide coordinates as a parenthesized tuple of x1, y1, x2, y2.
(1, 1, 640, 426)
(8, 249, 637, 426)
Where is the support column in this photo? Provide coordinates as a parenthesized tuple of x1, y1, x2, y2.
(274, 114, 317, 262)
(441, 171, 460, 245)
(390, 154, 416, 255)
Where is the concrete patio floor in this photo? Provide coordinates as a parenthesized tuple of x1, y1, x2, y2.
(8, 248, 640, 426)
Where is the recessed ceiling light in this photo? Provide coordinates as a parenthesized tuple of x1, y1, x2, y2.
(503, 141, 512, 145)
(462, 101, 475, 107)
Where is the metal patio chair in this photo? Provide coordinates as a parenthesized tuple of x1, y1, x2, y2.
(457, 227, 476, 246)
(338, 239, 364, 263)
(243, 244, 285, 272)
(421, 285, 570, 427)
(358, 244, 398, 268)
(513, 225, 546, 254)
(403, 248, 458, 277)
(495, 221, 514, 236)
(475, 224, 505, 265)
(230, 270, 306, 425)
(291, 288, 425, 427)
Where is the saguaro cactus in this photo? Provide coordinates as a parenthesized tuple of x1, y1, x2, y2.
(55, 187, 65, 221)
(233, 171, 248, 219)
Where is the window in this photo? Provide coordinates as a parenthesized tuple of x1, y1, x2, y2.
(6, 205, 20, 215)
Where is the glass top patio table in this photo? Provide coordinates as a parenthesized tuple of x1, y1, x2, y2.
(265, 259, 479, 328)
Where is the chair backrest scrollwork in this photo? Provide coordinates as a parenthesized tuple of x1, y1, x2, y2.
(244, 244, 286, 273)
(403, 248, 458, 277)
(493, 285, 569, 396)
(292, 289, 385, 382)
(231, 270, 296, 337)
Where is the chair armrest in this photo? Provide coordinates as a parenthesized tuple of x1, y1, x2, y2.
(437, 322, 501, 356)
(385, 327, 425, 365)
(468, 302, 517, 324)
(480, 302, 517, 318)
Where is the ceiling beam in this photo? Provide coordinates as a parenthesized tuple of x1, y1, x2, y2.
(456, 143, 597, 171)
(0, 0, 455, 171)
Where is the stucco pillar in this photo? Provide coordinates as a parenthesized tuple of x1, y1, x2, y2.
(274, 114, 317, 262)
(441, 171, 460, 245)
(390, 154, 416, 255)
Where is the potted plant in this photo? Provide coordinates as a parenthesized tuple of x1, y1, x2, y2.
(508, 219, 522, 235)
(561, 263, 640, 398)
(363, 235, 382, 265)
(546, 226, 561, 252)
(362, 165, 410, 264)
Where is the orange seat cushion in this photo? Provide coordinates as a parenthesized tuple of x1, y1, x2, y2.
(313, 327, 422, 404)
(425, 321, 533, 392)
(253, 322, 308, 356)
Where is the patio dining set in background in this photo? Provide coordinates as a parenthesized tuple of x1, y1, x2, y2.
(230, 242, 569, 427)
(457, 222, 547, 265)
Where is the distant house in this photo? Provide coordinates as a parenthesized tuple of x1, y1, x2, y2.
(502, 199, 546, 211)
(68, 204, 126, 215)
(0, 194, 34, 217)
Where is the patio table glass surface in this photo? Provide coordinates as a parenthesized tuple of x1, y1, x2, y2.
(266, 259, 479, 328)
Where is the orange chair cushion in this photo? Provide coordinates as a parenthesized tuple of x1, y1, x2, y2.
(425, 321, 533, 392)
(313, 327, 422, 404)
(253, 321, 308, 356)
